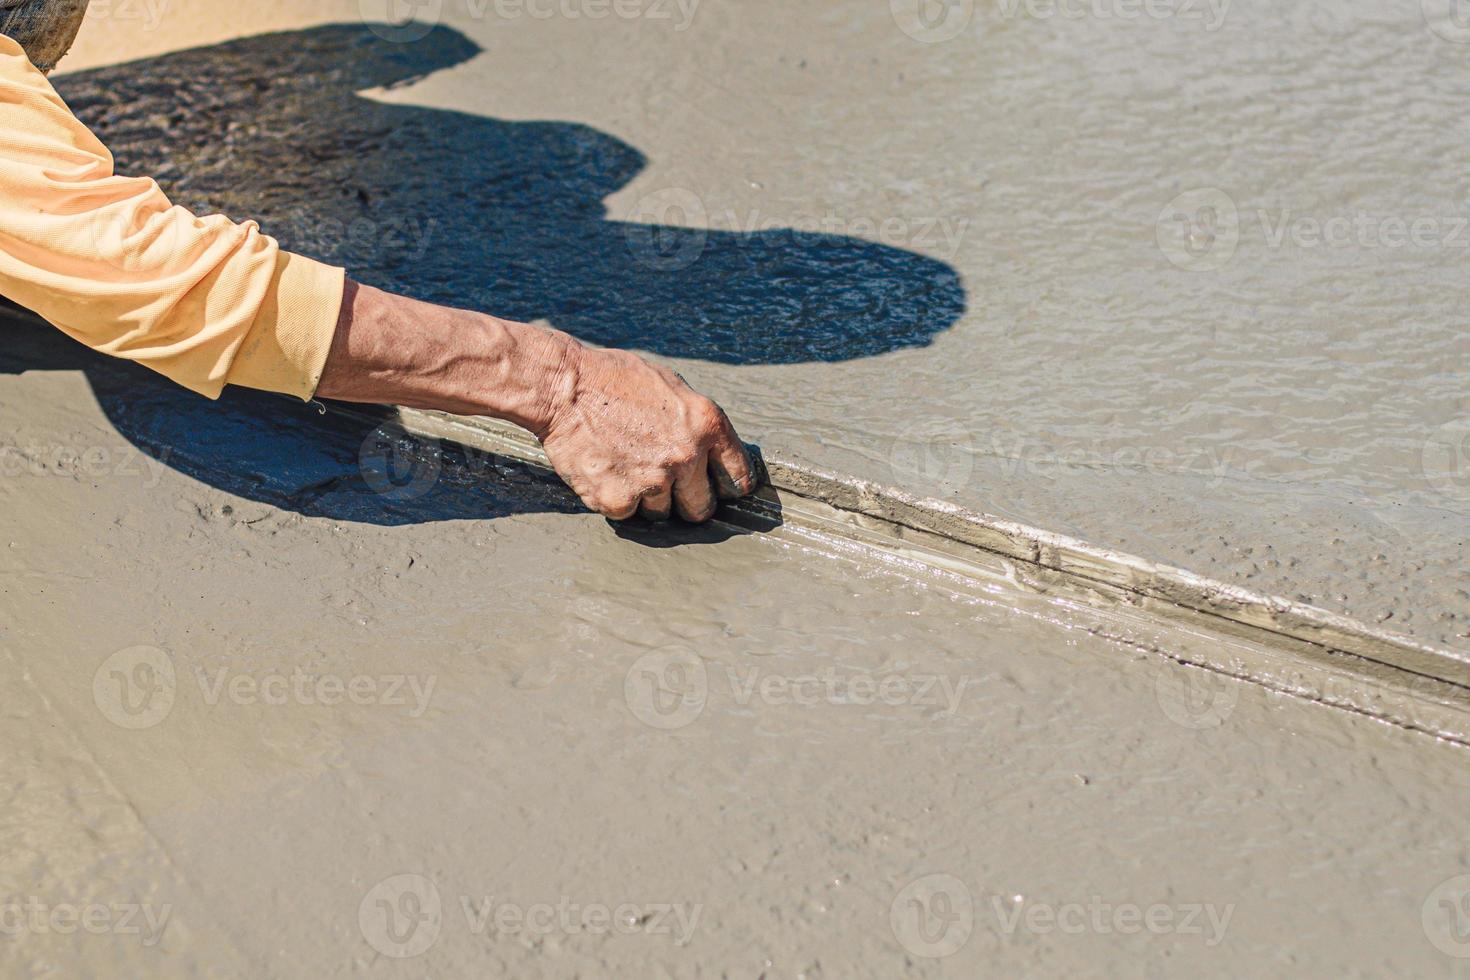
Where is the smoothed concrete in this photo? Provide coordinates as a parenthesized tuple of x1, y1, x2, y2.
(4, 318, 1470, 977)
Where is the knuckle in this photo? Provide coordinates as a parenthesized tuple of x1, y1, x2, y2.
(599, 491, 641, 519)
(689, 399, 724, 440)
(642, 471, 674, 495)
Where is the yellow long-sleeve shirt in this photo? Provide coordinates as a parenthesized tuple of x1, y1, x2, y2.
(0, 34, 343, 400)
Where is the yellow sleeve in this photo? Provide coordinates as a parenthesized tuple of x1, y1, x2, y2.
(0, 35, 344, 400)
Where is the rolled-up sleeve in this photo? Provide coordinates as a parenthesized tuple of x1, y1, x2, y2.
(0, 35, 344, 400)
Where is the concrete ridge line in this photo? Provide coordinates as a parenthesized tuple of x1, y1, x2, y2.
(762, 456, 1470, 688)
(392, 408, 1470, 694)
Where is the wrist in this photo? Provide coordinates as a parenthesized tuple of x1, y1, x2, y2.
(317, 280, 584, 437)
(485, 316, 581, 439)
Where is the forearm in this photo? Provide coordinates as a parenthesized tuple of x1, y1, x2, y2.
(313, 279, 755, 522)
(316, 279, 577, 437)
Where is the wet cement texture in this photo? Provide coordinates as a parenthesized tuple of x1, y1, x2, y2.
(2, 1, 1469, 975)
(4, 318, 1470, 976)
(50, 0, 1470, 652)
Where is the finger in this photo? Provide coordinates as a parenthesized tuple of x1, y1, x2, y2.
(598, 491, 641, 522)
(638, 482, 673, 522)
(708, 415, 756, 498)
(672, 452, 718, 522)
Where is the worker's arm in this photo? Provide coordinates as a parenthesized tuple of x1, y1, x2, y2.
(318, 282, 754, 522)
(0, 33, 340, 400)
(0, 35, 752, 520)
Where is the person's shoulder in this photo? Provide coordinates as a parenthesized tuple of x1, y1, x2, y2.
(0, 34, 43, 84)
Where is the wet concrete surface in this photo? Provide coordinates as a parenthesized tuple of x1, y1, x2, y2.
(4, 315, 1470, 976)
(51, 0, 1470, 652)
(6, 4, 1468, 975)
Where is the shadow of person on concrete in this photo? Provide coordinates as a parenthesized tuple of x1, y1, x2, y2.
(2, 22, 964, 530)
(0, 308, 593, 527)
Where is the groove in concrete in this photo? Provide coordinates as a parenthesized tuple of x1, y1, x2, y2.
(377, 406, 1470, 744)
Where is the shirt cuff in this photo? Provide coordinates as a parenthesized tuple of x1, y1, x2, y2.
(225, 251, 345, 401)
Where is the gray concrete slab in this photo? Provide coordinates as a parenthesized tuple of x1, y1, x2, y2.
(55, 0, 1470, 650)
(4, 316, 1470, 976)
